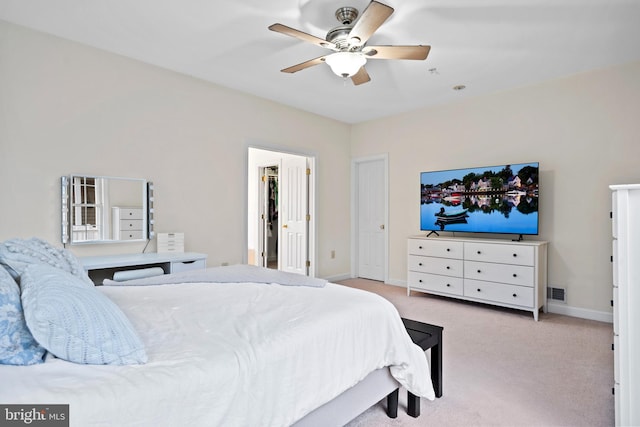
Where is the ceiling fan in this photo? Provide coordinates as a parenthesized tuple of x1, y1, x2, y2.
(268, 0, 431, 85)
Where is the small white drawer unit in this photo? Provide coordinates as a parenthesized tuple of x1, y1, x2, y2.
(408, 236, 547, 320)
(112, 207, 144, 240)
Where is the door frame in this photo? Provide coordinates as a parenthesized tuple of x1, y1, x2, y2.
(245, 144, 316, 277)
(351, 154, 389, 282)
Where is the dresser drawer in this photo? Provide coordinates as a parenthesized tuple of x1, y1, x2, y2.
(613, 334, 620, 384)
(117, 208, 144, 220)
(464, 260, 534, 287)
(119, 230, 144, 240)
(408, 239, 463, 259)
(464, 279, 534, 308)
(611, 191, 618, 239)
(612, 240, 618, 287)
(170, 259, 206, 273)
(613, 287, 619, 336)
(464, 242, 534, 266)
(408, 271, 463, 296)
(119, 219, 143, 230)
(408, 255, 463, 277)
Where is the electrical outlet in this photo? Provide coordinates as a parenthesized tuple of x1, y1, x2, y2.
(330, 250, 335, 259)
(221, 262, 229, 266)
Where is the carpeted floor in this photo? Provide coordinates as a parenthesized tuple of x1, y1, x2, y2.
(338, 278, 614, 427)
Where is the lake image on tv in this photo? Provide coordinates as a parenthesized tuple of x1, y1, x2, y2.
(420, 163, 539, 235)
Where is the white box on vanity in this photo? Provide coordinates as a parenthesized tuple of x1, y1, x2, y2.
(407, 236, 548, 320)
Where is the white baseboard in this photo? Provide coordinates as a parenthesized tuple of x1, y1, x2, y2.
(323, 273, 352, 283)
(546, 302, 613, 323)
(385, 278, 405, 288)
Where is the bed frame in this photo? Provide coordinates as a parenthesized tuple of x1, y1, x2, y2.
(293, 367, 399, 426)
(295, 318, 444, 425)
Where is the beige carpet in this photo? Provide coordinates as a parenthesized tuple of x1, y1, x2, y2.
(338, 278, 614, 427)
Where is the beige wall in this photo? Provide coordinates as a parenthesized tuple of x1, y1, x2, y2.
(2, 19, 639, 316)
(351, 60, 640, 315)
(0, 21, 351, 279)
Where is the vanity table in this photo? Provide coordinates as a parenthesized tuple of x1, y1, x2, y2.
(80, 252, 208, 285)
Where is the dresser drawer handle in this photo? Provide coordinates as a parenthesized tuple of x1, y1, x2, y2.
(512, 293, 517, 298)
(513, 253, 517, 257)
(446, 283, 451, 287)
(446, 248, 450, 252)
(418, 262, 423, 266)
(477, 269, 481, 273)
(446, 266, 450, 270)
(419, 279, 423, 283)
(418, 246, 423, 249)
(477, 250, 481, 254)
(513, 273, 517, 277)
(477, 288, 481, 292)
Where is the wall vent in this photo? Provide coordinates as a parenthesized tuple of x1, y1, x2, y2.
(548, 286, 567, 303)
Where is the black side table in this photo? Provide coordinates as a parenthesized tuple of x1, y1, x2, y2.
(401, 318, 443, 417)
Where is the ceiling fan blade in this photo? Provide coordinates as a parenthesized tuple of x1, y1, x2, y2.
(351, 67, 371, 85)
(268, 23, 336, 50)
(363, 45, 431, 60)
(348, 1, 394, 45)
(281, 55, 327, 74)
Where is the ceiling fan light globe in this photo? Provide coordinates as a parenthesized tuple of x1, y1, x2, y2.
(325, 52, 367, 78)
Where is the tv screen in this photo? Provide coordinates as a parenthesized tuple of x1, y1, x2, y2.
(420, 162, 539, 236)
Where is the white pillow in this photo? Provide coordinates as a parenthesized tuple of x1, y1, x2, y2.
(21, 264, 147, 365)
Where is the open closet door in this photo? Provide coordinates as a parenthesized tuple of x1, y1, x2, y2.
(280, 155, 308, 275)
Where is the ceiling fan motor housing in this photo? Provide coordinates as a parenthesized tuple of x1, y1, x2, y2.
(326, 6, 360, 50)
(335, 6, 358, 24)
(326, 26, 354, 49)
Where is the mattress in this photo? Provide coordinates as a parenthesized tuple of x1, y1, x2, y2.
(0, 281, 434, 426)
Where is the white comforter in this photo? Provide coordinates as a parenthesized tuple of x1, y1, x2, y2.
(0, 281, 434, 427)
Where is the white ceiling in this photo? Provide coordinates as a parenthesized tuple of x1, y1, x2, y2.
(1, 0, 639, 124)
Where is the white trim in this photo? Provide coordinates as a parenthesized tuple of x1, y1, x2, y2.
(323, 273, 353, 283)
(351, 154, 389, 282)
(546, 302, 613, 323)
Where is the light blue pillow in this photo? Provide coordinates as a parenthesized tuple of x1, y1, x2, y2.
(0, 266, 46, 365)
(21, 264, 147, 365)
(0, 237, 93, 287)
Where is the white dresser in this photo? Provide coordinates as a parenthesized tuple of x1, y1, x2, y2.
(407, 236, 548, 320)
(610, 184, 640, 427)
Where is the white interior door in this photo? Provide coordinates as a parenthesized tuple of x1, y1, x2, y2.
(280, 155, 308, 275)
(357, 159, 386, 280)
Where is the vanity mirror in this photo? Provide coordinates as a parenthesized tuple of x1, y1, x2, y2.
(61, 175, 154, 245)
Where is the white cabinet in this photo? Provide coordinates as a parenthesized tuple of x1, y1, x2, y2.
(610, 184, 640, 427)
(408, 236, 547, 320)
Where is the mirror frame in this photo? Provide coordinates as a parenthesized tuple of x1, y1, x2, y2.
(61, 175, 151, 245)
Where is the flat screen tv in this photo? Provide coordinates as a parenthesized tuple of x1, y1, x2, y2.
(420, 162, 539, 237)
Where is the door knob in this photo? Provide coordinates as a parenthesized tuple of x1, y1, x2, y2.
(282, 224, 288, 228)
(380, 224, 385, 230)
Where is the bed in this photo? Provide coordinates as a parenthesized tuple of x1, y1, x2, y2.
(0, 239, 435, 427)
